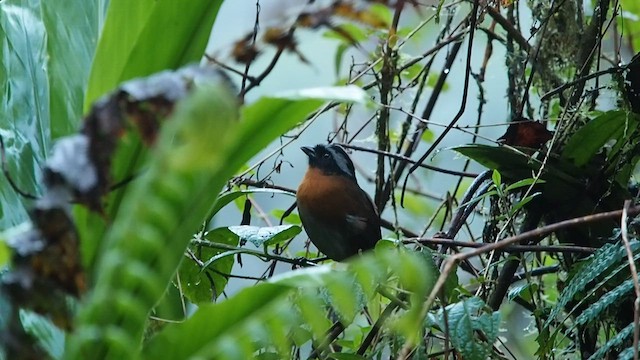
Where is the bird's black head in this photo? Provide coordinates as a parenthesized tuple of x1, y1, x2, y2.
(301, 144, 357, 181)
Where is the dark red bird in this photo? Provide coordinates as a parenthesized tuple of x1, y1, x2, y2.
(296, 144, 381, 261)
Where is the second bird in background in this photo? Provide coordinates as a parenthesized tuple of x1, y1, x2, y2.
(296, 144, 381, 261)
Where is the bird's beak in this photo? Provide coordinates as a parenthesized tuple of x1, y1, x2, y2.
(301, 146, 315, 159)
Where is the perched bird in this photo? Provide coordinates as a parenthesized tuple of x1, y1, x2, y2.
(296, 144, 382, 261)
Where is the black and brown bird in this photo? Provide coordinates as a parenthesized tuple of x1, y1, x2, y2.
(296, 144, 381, 261)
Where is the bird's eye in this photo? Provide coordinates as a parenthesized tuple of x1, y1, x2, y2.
(323, 153, 330, 159)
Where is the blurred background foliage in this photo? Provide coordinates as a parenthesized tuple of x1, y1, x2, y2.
(1, 0, 640, 359)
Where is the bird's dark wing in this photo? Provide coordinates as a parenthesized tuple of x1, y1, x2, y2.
(344, 188, 382, 252)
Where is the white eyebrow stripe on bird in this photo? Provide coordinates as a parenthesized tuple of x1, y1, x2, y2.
(327, 145, 356, 179)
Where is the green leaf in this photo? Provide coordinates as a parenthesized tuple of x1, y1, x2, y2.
(452, 145, 535, 178)
(509, 192, 542, 216)
(0, 1, 47, 226)
(574, 278, 635, 328)
(435, 297, 501, 360)
(504, 178, 546, 192)
(240, 97, 323, 161)
(272, 209, 301, 225)
(19, 309, 65, 359)
(507, 283, 538, 302)
(41, 0, 103, 138)
(228, 225, 302, 247)
(562, 111, 639, 166)
(77, 0, 224, 268)
(443, 263, 460, 302)
(620, 0, 640, 51)
(324, 274, 366, 323)
(459, 189, 498, 209)
(84, 0, 224, 106)
(0, 0, 100, 227)
(267, 264, 336, 288)
(421, 128, 435, 143)
(416, 247, 458, 302)
(145, 248, 435, 359)
(587, 322, 634, 360)
(545, 241, 640, 329)
(400, 61, 424, 80)
(452, 144, 584, 187)
(367, 4, 392, 27)
(142, 283, 291, 360)
(323, 22, 368, 43)
(178, 228, 240, 304)
(385, 249, 434, 343)
(206, 188, 295, 224)
(491, 170, 502, 193)
(418, 247, 443, 297)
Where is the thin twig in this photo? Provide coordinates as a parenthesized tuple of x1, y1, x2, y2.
(404, 238, 597, 255)
(511, 265, 561, 283)
(309, 321, 345, 359)
(620, 200, 640, 360)
(238, 0, 262, 101)
(233, 178, 296, 194)
(485, 6, 531, 53)
(356, 295, 406, 356)
(191, 239, 318, 268)
(401, 1, 480, 207)
(339, 143, 478, 178)
(242, 45, 287, 94)
(539, 65, 627, 101)
(459, 206, 640, 260)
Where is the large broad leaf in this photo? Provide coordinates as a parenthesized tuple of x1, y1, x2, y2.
(41, 0, 104, 139)
(452, 145, 536, 179)
(0, 0, 102, 228)
(84, 0, 224, 106)
(451, 144, 583, 186)
(0, 1, 49, 205)
(74, 0, 223, 268)
(142, 283, 292, 360)
(204, 188, 295, 224)
(452, 144, 629, 242)
(562, 111, 639, 167)
(452, 144, 592, 223)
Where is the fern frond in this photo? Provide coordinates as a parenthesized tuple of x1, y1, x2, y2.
(574, 278, 635, 328)
(546, 241, 640, 328)
(617, 344, 638, 360)
(587, 322, 633, 360)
